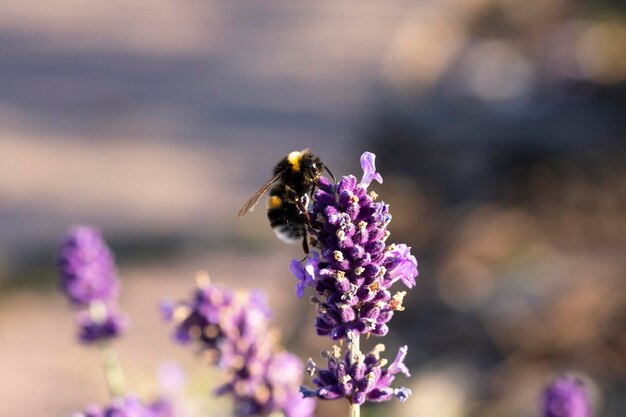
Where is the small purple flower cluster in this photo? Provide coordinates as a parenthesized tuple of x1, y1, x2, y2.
(302, 344, 411, 404)
(58, 226, 126, 344)
(291, 152, 416, 406)
(163, 276, 315, 417)
(73, 395, 175, 417)
(542, 376, 592, 417)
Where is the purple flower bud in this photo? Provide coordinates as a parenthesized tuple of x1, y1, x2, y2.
(542, 376, 592, 417)
(58, 226, 119, 305)
(352, 391, 367, 405)
(371, 323, 389, 337)
(339, 304, 356, 322)
(76, 303, 126, 344)
(360, 303, 381, 320)
(367, 387, 393, 402)
(338, 175, 357, 193)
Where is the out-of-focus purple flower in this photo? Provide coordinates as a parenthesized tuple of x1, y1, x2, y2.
(359, 152, 383, 188)
(74, 395, 176, 417)
(147, 398, 177, 417)
(542, 376, 592, 417)
(59, 226, 119, 305)
(283, 392, 317, 417)
(159, 300, 176, 321)
(76, 302, 126, 344)
(266, 352, 316, 417)
(58, 226, 127, 343)
(290, 252, 320, 299)
(290, 152, 418, 341)
(157, 362, 186, 395)
(164, 278, 315, 417)
(302, 344, 412, 405)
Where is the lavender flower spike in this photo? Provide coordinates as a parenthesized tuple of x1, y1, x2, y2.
(542, 376, 592, 417)
(292, 151, 416, 415)
(291, 151, 419, 340)
(59, 226, 119, 305)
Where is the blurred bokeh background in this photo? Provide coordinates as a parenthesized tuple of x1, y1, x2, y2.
(0, 1, 624, 416)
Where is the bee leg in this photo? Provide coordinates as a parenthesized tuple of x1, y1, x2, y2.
(297, 194, 313, 255)
(297, 194, 313, 227)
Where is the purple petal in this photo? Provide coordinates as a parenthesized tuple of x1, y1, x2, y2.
(290, 253, 319, 299)
(387, 244, 418, 288)
(290, 259, 306, 282)
(359, 152, 383, 188)
(290, 260, 308, 299)
(296, 283, 305, 300)
(542, 376, 592, 417)
(388, 345, 410, 377)
(159, 300, 175, 321)
(367, 387, 394, 402)
(318, 386, 345, 400)
(394, 387, 412, 402)
(300, 386, 319, 398)
(148, 398, 176, 417)
(305, 252, 320, 277)
(284, 396, 316, 417)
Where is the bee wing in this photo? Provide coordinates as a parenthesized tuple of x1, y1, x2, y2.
(238, 172, 283, 217)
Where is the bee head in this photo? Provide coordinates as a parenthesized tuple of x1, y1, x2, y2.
(300, 152, 322, 182)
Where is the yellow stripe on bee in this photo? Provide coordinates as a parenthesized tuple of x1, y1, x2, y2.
(268, 195, 282, 209)
(287, 151, 302, 172)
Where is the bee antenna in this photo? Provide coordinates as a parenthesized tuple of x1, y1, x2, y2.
(321, 163, 336, 182)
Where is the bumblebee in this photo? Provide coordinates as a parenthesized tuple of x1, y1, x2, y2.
(238, 149, 334, 253)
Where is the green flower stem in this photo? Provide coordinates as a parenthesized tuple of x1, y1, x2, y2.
(89, 301, 126, 397)
(99, 342, 127, 397)
(349, 334, 361, 417)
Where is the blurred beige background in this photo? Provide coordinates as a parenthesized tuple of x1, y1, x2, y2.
(1, 1, 625, 417)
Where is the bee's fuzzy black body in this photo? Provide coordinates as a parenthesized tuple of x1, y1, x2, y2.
(267, 182, 307, 243)
(238, 149, 332, 253)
